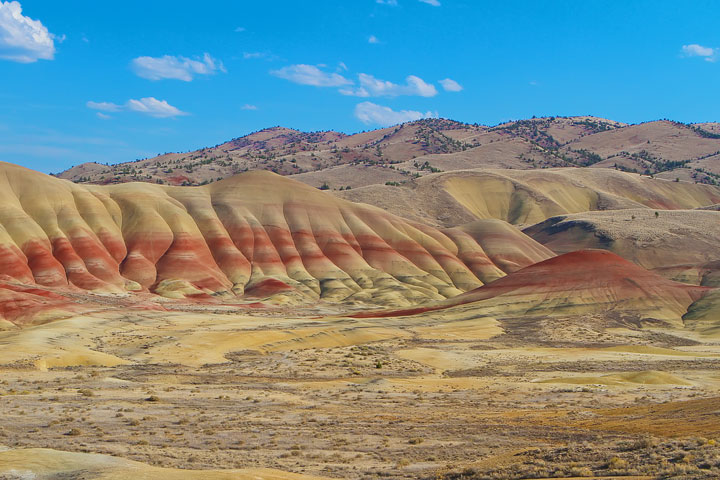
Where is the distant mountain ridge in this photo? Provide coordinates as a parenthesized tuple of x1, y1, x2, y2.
(57, 116, 720, 188)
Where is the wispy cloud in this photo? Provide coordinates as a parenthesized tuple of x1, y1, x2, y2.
(271, 64, 352, 87)
(131, 53, 226, 81)
(241, 104, 258, 110)
(354, 101, 437, 126)
(341, 74, 437, 97)
(368, 35, 380, 44)
(681, 44, 716, 62)
(271, 63, 442, 102)
(86, 101, 123, 112)
(378, 1, 442, 7)
(439, 78, 463, 92)
(96, 112, 111, 120)
(234, 26, 246, 32)
(126, 97, 188, 117)
(0, 1, 56, 63)
(87, 97, 188, 118)
(242, 51, 279, 62)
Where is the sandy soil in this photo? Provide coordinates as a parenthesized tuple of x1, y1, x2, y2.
(1, 299, 720, 479)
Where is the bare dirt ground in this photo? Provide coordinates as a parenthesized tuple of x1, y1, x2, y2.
(1, 302, 720, 479)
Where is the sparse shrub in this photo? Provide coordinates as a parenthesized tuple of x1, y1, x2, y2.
(569, 466, 594, 477)
(631, 436, 658, 450)
(608, 456, 628, 470)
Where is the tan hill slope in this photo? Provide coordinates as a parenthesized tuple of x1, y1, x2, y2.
(56, 116, 720, 189)
(524, 209, 720, 285)
(0, 447, 329, 480)
(57, 119, 482, 186)
(337, 168, 720, 227)
(0, 161, 554, 325)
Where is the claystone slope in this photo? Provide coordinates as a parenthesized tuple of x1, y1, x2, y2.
(0, 162, 554, 324)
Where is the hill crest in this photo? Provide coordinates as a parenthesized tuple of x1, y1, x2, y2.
(56, 116, 720, 189)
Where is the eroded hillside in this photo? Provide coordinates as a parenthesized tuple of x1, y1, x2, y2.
(0, 162, 557, 325)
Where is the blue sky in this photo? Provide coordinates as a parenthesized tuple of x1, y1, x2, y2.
(1, 0, 719, 173)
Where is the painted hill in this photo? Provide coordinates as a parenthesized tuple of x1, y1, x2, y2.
(56, 117, 720, 189)
(0, 161, 555, 325)
(337, 167, 720, 227)
(354, 250, 711, 325)
(524, 209, 720, 285)
(684, 289, 720, 336)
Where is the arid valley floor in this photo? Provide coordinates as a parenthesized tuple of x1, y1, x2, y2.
(3, 300, 720, 479)
(1, 117, 720, 479)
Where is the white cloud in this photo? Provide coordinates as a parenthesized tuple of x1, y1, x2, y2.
(241, 104, 258, 110)
(377, 0, 398, 4)
(131, 53, 225, 81)
(403, 76, 438, 96)
(86, 101, 123, 112)
(439, 78, 463, 92)
(0, 1, 55, 63)
(368, 35, 380, 44)
(419, 0, 441, 5)
(340, 87, 369, 97)
(271, 64, 352, 87)
(354, 101, 437, 126)
(243, 51, 279, 62)
(234, 26, 246, 32)
(681, 44, 716, 62)
(126, 97, 188, 118)
(87, 98, 187, 118)
(96, 112, 111, 120)
(341, 73, 437, 97)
